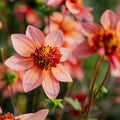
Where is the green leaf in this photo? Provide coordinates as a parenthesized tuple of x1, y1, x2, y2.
(46, 99, 63, 109)
(65, 97, 82, 112)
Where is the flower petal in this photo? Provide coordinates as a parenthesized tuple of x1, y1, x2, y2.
(66, 1, 80, 14)
(80, 22, 101, 37)
(60, 47, 72, 62)
(45, 30, 63, 48)
(25, 109, 49, 120)
(73, 41, 96, 58)
(116, 21, 120, 35)
(42, 71, 60, 99)
(23, 66, 43, 92)
(26, 25, 45, 47)
(101, 10, 119, 30)
(11, 34, 35, 57)
(5, 55, 34, 71)
(111, 66, 120, 77)
(82, 11, 93, 22)
(51, 64, 72, 82)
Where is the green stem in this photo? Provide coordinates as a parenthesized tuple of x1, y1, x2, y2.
(92, 61, 111, 104)
(86, 56, 104, 118)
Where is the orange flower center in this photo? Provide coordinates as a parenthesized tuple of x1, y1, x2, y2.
(32, 45, 62, 70)
(70, 0, 82, 4)
(60, 21, 74, 35)
(0, 113, 15, 120)
(91, 29, 120, 58)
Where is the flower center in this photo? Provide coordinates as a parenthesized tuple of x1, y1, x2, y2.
(32, 45, 62, 70)
(60, 21, 74, 35)
(0, 113, 15, 120)
(91, 29, 120, 57)
(70, 0, 82, 4)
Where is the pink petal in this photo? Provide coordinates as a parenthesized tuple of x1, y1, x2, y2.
(46, 0, 64, 8)
(5, 55, 34, 71)
(80, 22, 101, 37)
(83, 12, 93, 22)
(59, 47, 71, 62)
(11, 34, 35, 57)
(0, 107, 2, 114)
(16, 114, 34, 120)
(16, 109, 49, 120)
(25, 109, 49, 120)
(23, 66, 43, 92)
(45, 30, 63, 48)
(26, 25, 45, 47)
(100, 10, 119, 30)
(51, 64, 73, 82)
(73, 41, 96, 58)
(111, 66, 120, 77)
(116, 21, 120, 35)
(42, 71, 60, 99)
(66, 1, 79, 14)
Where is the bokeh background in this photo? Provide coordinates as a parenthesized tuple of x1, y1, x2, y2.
(0, 0, 120, 120)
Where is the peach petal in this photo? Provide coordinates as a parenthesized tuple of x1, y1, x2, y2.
(101, 10, 119, 30)
(82, 12, 93, 22)
(46, 0, 64, 8)
(42, 71, 60, 99)
(45, 30, 63, 48)
(26, 25, 45, 47)
(59, 47, 71, 62)
(5, 55, 34, 71)
(16, 109, 49, 120)
(25, 109, 49, 120)
(111, 66, 120, 77)
(116, 21, 120, 35)
(11, 34, 35, 57)
(70, 32, 85, 44)
(0, 107, 2, 114)
(73, 41, 96, 58)
(51, 64, 72, 82)
(66, 1, 79, 14)
(23, 66, 43, 92)
(80, 22, 101, 37)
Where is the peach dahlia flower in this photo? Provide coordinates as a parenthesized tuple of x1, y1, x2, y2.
(74, 10, 120, 77)
(5, 25, 72, 99)
(0, 109, 49, 120)
(66, 0, 93, 22)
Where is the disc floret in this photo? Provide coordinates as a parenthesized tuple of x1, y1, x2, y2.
(32, 45, 62, 70)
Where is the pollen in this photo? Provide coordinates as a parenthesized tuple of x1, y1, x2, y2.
(32, 45, 62, 70)
(0, 113, 15, 120)
(91, 29, 120, 57)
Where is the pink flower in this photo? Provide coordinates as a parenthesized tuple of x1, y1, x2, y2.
(74, 10, 120, 77)
(13, 4, 42, 28)
(46, 0, 64, 8)
(5, 25, 72, 99)
(65, 0, 93, 22)
(44, 12, 84, 46)
(0, 64, 24, 97)
(0, 109, 49, 120)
